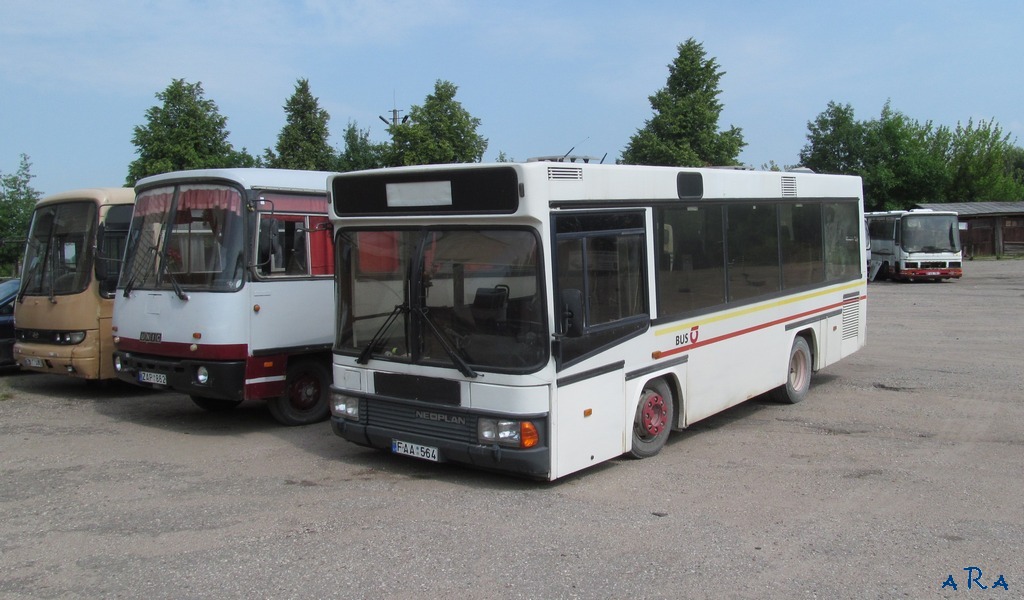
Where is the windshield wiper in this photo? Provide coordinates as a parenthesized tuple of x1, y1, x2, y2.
(17, 271, 35, 303)
(357, 303, 408, 365)
(159, 259, 189, 302)
(123, 246, 156, 298)
(416, 307, 478, 378)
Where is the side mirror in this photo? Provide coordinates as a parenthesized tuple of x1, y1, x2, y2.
(560, 288, 584, 338)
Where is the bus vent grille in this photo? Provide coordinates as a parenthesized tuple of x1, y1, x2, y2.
(548, 166, 584, 181)
(781, 176, 797, 197)
(841, 299, 860, 340)
(368, 398, 478, 444)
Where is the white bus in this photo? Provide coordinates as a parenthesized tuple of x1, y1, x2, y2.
(866, 209, 962, 281)
(327, 162, 866, 480)
(112, 169, 335, 425)
(15, 188, 136, 380)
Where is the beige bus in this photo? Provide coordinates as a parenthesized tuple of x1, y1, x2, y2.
(15, 188, 136, 380)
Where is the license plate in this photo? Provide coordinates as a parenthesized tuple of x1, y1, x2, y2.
(392, 439, 440, 462)
(23, 357, 44, 368)
(926, 271, 940, 276)
(139, 371, 167, 385)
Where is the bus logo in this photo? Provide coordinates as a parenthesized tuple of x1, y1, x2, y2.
(139, 332, 162, 343)
(415, 410, 467, 425)
(675, 325, 700, 347)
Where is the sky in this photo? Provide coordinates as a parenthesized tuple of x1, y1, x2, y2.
(1, 0, 1022, 197)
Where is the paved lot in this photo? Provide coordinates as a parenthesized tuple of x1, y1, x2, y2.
(1, 260, 1022, 599)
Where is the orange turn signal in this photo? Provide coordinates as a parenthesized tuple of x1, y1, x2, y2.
(521, 421, 539, 448)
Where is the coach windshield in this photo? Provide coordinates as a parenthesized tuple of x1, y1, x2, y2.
(337, 228, 546, 374)
(120, 184, 246, 295)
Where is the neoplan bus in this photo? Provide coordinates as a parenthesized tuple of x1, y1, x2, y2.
(15, 187, 136, 380)
(112, 169, 335, 425)
(327, 162, 867, 480)
(866, 209, 962, 281)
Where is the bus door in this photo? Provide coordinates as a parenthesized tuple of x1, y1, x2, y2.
(551, 211, 650, 476)
(553, 364, 626, 477)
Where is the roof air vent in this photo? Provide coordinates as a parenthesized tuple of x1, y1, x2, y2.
(781, 176, 797, 197)
(548, 166, 584, 181)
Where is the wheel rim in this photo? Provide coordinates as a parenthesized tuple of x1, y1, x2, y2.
(789, 347, 809, 392)
(638, 390, 668, 439)
(288, 372, 321, 411)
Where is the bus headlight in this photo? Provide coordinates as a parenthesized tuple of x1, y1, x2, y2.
(196, 366, 210, 385)
(113, 354, 123, 372)
(55, 331, 86, 345)
(478, 418, 539, 449)
(331, 391, 359, 420)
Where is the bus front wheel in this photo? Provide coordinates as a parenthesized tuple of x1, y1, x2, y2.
(629, 379, 674, 459)
(267, 359, 330, 426)
(770, 336, 812, 404)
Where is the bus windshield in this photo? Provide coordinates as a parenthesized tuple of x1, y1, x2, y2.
(901, 214, 961, 253)
(19, 201, 97, 298)
(120, 184, 246, 293)
(337, 228, 546, 373)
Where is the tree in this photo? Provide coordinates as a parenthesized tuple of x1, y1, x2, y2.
(336, 122, 388, 172)
(946, 118, 1024, 201)
(859, 103, 951, 210)
(387, 80, 488, 166)
(0, 154, 41, 275)
(127, 79, 256, 184)
(263, 79, 336, 171)
(801, 101, 952, 210)
(621, 38, 745, 167)
(799, 102, 865, 175)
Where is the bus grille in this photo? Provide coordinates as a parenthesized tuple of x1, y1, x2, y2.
(367, 398, 478, 444)
(842, 295, 860, 340)
(547, 166, 584, 180)
(781, 176, 797, 196)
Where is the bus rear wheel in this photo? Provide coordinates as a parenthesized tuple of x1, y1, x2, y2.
(267, 359, 330, 426)
(629, 379, 674, 459)
(190, 395, 243, 412)
(770, 336, 812, 404)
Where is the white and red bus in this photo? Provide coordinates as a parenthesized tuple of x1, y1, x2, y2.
(866, 209, 962, 281)
(327, 161, 867, 479)
(112, 169, 335, 425)
(15, 187, 136, 380)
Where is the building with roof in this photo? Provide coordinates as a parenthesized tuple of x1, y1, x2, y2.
(916, 202, 1024, 257)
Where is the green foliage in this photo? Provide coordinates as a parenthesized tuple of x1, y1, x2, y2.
(799, 102, 864, 174)
(263, 79, 337, 171)
(0, 154, 41, 276)
(337, 122, 388, 172)
(860, 102, 951, 210)
(946, 118, 1024, 201)
(621, 38, 745, 167)
(387, 80, 488, 166)
(126, 79, 255, 185)
(801, 100, 1024, 209)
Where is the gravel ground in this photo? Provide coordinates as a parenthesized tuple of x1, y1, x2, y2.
(1, 259, 1021, 599)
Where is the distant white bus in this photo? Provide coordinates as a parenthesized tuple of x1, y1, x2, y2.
(112, 169, 335, 425)
(15, 187, 136, 380)
(327, 162, 867, 480)
(866, 209, 962, 281)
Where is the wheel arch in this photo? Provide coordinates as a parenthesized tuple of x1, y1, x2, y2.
(795, 327, 819, 372)
(633, 372, 684, 431)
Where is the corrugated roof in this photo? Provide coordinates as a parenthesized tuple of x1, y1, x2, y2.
(916, 202, 1024, 216)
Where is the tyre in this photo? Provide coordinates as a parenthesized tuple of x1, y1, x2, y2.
(190, 395, 243, 412)
(267, 359, 330, 426)
(770, 336, 812, 404)
(629, 378, 674, 459)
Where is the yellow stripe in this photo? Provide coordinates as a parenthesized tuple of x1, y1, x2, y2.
(654, 280, 865, 337)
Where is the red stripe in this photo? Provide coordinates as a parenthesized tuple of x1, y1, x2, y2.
(116, 337, 248, 360)
(652, 296, 865, 360)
